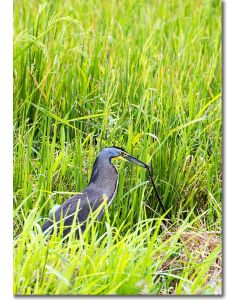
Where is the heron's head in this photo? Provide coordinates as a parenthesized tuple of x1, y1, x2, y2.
(99, 146, 149, 169)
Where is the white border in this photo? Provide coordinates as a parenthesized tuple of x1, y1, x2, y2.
(1, 0, 240, 299)
(225, 0, 240, 299)
(0, 0, 13, 299)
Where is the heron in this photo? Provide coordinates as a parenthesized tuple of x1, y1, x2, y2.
(41, 146, 151, 237)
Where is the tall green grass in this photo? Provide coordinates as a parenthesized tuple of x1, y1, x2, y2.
(13, 0, 222, 295)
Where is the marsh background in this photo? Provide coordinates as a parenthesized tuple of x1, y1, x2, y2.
(13, 0, 222, 295)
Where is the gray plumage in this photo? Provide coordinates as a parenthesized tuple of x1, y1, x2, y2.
(41, 146, 149, 237)
(41, 148, 119, 237)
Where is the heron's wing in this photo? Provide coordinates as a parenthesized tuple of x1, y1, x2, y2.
(50, 188, 108, 235)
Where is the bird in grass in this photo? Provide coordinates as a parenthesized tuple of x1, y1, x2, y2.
(41, 146, 149, 237)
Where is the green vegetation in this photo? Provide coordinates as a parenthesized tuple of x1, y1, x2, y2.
(13, 0, 222, 295)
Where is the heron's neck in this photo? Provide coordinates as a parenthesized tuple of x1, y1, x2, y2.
(88, 158, 118, 198)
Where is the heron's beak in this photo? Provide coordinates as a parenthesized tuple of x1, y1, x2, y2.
(120, 152, 149, 169)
